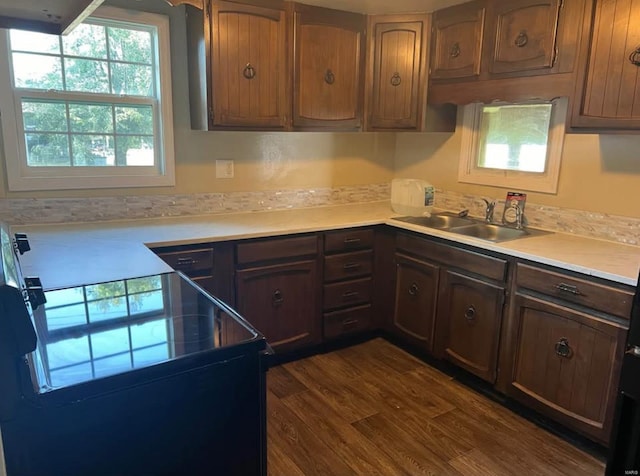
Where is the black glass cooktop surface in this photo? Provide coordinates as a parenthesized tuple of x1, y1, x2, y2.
(28, 272, 260, 394)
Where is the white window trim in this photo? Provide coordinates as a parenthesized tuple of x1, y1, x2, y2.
(0, 6, 175, 191)
(458, 98, 567, 194)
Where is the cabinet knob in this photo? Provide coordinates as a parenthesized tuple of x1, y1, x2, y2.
(450, 42, 461, 58)
(243, 63, 256, 80)
(272, 289, 284, 306)
(515, 31, 528, 48)
(390, 72, 401, 87)
(629, 47, 640, 66)
(464, 305, 476, 321)
(554, 338, 572, 359)
(408, 282, 419, 296)
(324, 69, 335, 85)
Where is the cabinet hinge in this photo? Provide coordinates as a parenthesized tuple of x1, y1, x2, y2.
(559, 0, 564, 9)
(551, 47, 559, 67)
(206, 0, 211, 17)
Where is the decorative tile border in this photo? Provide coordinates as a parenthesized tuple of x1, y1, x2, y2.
(0, 183, 391, 225)
(2, 184, 639, 246)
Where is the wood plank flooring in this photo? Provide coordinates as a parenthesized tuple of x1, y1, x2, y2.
(266, 338, 605, 475)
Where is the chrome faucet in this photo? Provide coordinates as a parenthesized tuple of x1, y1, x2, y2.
(515, 206, 524, 229)
(482, 199, 496, 223)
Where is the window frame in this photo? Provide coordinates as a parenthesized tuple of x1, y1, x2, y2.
(0, 6, 175, 191)
(458, 98, 567, 194)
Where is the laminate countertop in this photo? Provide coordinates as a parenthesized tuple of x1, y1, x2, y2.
(13, 200, 640, 290)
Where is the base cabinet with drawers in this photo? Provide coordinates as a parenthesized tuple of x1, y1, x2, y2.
(501, 261, 632, 444)
(235, 234, 322, 352)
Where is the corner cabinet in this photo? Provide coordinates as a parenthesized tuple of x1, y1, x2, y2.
(571, 0, 640, 130)
(292, 3, 366, 130)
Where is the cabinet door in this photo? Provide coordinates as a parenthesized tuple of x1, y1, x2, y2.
(430, 1, 485, 80)
(572, 0, 640, 129)
(236, 260, 320, 352)
(486, 0, 562, 75)
(211, 1, 288, 128)
(435, 270, 504, 383)
(293, 4, 365, 130)
(509, 294, 626, 444)
(367, 15, 427, 130)
(392, 254, 439, 351)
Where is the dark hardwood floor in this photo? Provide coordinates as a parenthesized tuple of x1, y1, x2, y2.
(266, 338, 605, 475)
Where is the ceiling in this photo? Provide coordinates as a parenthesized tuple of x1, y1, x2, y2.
(0, 0, 103, 34)
(292, 0, 469, 14)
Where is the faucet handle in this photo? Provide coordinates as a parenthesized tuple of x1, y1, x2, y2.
(481, 199, 496, 223)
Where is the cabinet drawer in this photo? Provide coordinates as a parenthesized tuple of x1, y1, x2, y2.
(323, 277, 372, 310)
(156, 248, 214, 276)
(236, 235, 318, 265)
(516, 263, 634, 320)
(324, 304, 372, 339)
(397, 233, 507, 282)
(324, 228, 374, 253)
(324, 250, 373, 282)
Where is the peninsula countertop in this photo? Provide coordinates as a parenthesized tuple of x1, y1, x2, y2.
(14, 200, 640, 289)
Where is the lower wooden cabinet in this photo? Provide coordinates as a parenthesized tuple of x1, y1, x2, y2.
(434, 270, 505, 383)
(392, 253, 439, 351)
(507, 293, 626, 444)
(236, 260, 321, 352)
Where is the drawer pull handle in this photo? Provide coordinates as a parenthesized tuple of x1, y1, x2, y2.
(343, 262, 361, 271)
(408, 282, 419, 296)
(272, 289, 284, 306)
(555, 283, 581, 295)
(342, 318, 359, 329)
(176, 257, 197, 266)
(464, 305, 476, 321)
(243, 63, 256, 79)
(343, 238, 361, 244)
(342, 291, 359, 299)
(554, 338, 572, 359)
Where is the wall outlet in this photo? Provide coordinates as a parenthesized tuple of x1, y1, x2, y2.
(215, 159, 234, 179)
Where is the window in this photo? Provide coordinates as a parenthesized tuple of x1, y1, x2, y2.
(0, 6, 175, 191)
(458, 99, 567, 194)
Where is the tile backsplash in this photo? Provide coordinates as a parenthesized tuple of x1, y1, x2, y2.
(2, 184, 639, 246)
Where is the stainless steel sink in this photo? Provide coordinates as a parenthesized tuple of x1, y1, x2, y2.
(392, 213, 475, 229)
(447, 223, 550, 243)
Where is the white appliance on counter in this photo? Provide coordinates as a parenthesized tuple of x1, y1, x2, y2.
(391, 178, 435, 217)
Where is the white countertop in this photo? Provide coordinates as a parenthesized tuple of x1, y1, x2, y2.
(14, 200, 640, 289)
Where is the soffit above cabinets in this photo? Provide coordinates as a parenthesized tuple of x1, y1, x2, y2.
(288, 0, 469, 14)
(0, 0, 104, 35)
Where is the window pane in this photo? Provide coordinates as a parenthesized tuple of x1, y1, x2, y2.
(47, 337, 90, 369)
(129, 290, 164, 315)
(64, 58, 109, 93)
(50, 363, 93, 387)
(94, 354, 132, 378)
(69, 104, 114, 133)
(127, 276, 162, 292)
(12, 53, 62, 89)
(91, 328, 130, 359)
(72, 135, 115, 166)
(86, 281, 125, 299)
(133, 344, 169, 367)
(477, 104, 552, 173)
(63, 24, 107, 59)
(116, 136, 154, 166)
(45, 304, 88, 331)
(25, 133, 70, 166)
(22, 101, 68, 132)
(108, 27, 152, 64)
(111, 63, 153, 96)
(88, 296, 127, 322)
(116, 105, 153, 135)
(131, 320, 168, 348)
(10, 30, 60, 54)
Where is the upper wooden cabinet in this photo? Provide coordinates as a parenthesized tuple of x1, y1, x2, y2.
(571, 0, 640, 130)
(292, 3, 366, 130)
(485, 0, 562, 75)
(430, 1, 485, 80)
(428, 0, 591, 105)
(210, 0, 289, 129)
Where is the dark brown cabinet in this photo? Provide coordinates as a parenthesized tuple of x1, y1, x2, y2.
(485, 0, 562, 75)
(235, 234, 321, 352)
(392, 253, 439, 351)
(435, 270, 505, 383)
(322, 228, 374, 339)
(365, 15, 428, 130)
(572, 0, 640, 130)
(430, 1, 485, 80)
(502, 262, 631, 444)
(292, 3, 365, 130)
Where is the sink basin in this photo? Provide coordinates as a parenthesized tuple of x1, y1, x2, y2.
(448, 223, 550, 243)
(393, 213, 475, 229)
